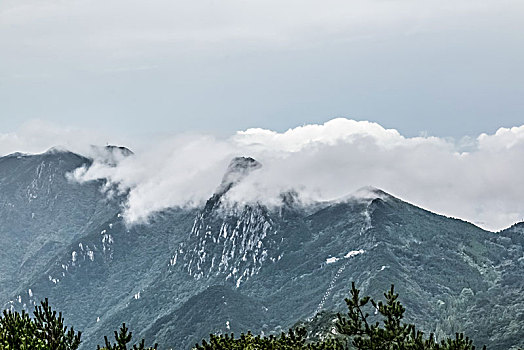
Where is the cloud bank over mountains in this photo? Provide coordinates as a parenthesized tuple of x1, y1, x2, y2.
(0, 120, 114, 157)
(2, 118, 524, 231)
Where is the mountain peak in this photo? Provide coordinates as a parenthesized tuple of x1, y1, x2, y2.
(4, 152, 29, 158)
(215, 157, 261, 196)
(226, 156, 261, 173)
(104, 145, 134, 157)
(335, 186, 391, 203)
(2, 147, 85, 160)
(353, 186, 390, 199)
(88, 144, 134, 166)
(43, 146, 73, 155)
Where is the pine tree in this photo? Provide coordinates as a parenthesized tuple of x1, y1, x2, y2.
(34, 298, 82, 349)
(0, 298, 81, 349)
(97, 323, 157, 350)
(336, 282, 486, 350)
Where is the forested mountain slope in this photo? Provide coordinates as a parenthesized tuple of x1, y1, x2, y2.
(1, 151, 522, 349)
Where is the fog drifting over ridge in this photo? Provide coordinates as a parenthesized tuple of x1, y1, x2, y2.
(2, 118, 524, 231)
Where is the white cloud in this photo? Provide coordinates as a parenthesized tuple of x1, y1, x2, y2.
(71, 134, 237, 223)
(65, 118, 524, 231)
(0, 120, 116, 156)
(233, 118, 447, 151)
(477, 125, 524, 151)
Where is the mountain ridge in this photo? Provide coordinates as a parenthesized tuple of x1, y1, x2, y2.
(0, 149, 522, 349)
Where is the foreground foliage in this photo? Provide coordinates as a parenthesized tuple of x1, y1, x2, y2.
(1, 283, 485, 349)
(97, 323, 157, 350)
(0, 298, 81, 350)
(194, 327, 343, 349)
(337, 282, 485, 350)
(195, 283, 485, 350)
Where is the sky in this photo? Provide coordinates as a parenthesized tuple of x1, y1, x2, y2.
(1, 0, 524, 138)
(1, 0, 524, 231)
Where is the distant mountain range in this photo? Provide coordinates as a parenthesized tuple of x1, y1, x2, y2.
(0, 148, 522, 349)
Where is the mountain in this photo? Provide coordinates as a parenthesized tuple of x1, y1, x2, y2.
(0, 148, 120, 303)
(0, 153, 522, 349)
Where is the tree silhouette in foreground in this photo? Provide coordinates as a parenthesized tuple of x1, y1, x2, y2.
(195, 282, 485, 349)
(97, 323, 157, 350)
(0, 283, 485, 349)
(0, 298, 81, 350)
(336, 282, 486, 350)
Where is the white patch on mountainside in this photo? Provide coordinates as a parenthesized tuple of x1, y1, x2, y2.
(324, 249, 365, 266)
(314, 248, 366, 318)
(325, 257, 339, 264)
(345, 249, 365, 258)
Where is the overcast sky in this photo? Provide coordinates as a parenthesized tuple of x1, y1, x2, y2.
(1, 1, 524, 230)
(1, 0, 523, 139)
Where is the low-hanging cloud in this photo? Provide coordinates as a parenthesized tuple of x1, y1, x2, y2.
(0, 119, 117, 156)
(68, 118, 524, 232)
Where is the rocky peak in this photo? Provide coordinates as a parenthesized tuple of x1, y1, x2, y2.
(215, 157, 261, 196)
(104, 145, 134, 157)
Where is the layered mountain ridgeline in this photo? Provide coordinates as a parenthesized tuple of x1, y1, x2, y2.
(0, 150, 522, 349)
